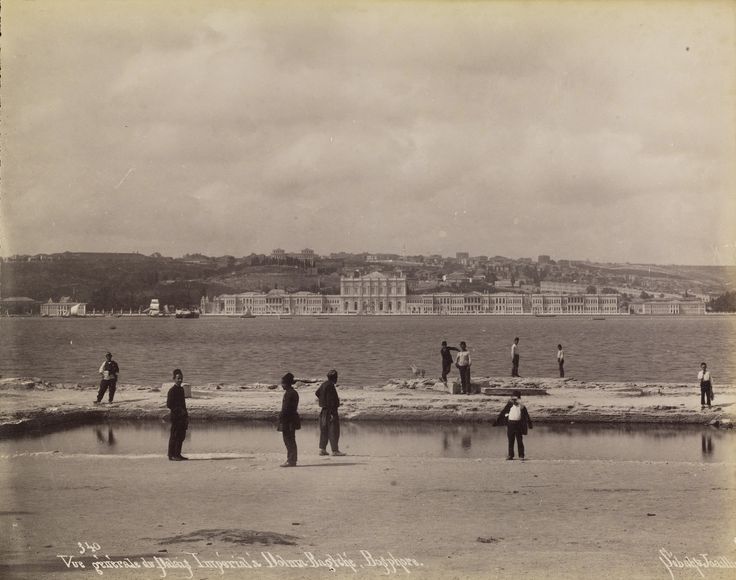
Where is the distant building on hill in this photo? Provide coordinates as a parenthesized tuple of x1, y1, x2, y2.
(295, 248, 316, 264)
(443, 272, 472, 286)
(541, 281, 587, 294)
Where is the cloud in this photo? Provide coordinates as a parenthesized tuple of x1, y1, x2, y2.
(2, 0, 734, 264)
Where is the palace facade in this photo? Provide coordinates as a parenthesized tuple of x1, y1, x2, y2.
(200, 272, 632, 316)
(628, 299, 706, 315)
(340, 271, 407, 314)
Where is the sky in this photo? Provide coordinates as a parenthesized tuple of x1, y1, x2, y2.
(2, 0, 735, 265)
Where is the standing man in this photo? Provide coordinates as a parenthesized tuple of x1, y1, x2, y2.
(95, 351, 120, 404)
(166, 369, 189, 461)
(278, 372, 300, 467)
(316, 369, 345, 456)
(494, 390, 533, 460)
(698, 362, 714, 409)
(440, 341, 460, 385)
(511, 337, 521, 377)
(557, 344, 565, 378)
(455, 341, 472, 395)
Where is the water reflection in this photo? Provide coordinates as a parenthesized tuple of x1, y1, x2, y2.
(437, 425, 478, 452)
(461, 435, 472, 450)
(701, 433, 714, 456)
(0, 421, 733, 464)
(94, 426, 116, 446)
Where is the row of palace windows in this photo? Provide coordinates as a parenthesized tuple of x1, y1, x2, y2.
(344, 301, 404, 311)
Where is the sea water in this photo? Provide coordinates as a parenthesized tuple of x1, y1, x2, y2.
(0, 315, 734, 385)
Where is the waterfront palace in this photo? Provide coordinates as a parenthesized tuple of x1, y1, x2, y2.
(199, 272, 706, 316)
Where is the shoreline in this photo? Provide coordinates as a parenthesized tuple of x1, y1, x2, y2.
(9, 312, 736, 318)
(1, 375, 733, 436)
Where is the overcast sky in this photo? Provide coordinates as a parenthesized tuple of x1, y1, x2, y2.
(2, 0, 735, 265)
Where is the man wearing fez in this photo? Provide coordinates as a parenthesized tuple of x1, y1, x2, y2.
(440, 340, 460, 385)
(494, 390, 533, 460)
(278, 372, 300, 467)
(95, 351, 120, 404)
(166, 369, 189, 461)
(316, 369, 346, 456)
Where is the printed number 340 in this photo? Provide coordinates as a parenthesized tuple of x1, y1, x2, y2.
(78, 542, 101, 555)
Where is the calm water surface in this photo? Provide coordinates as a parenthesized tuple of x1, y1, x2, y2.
(1, 316, 734, 385)
(2, 421, 733, 464)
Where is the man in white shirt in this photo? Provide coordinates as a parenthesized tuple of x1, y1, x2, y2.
(493, 390, 533, 460)
(95, 352, 120, 404)
(511, 337, 520, 377)
(697, 362, 713, 409)
(455, 341, 472, 395)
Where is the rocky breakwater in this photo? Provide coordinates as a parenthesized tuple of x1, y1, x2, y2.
(0, 375, 733, 436)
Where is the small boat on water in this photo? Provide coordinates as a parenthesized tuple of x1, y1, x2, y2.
(175, 309, 200, 319)
(592, 316, 606, 321)
(240, 308, 256, 319)
(278, 314, 293, 320)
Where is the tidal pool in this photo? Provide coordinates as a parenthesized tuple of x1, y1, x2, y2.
(2, 421, 733, 463)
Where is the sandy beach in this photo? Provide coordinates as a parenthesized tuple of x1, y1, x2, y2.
(1, 376, 735, 579)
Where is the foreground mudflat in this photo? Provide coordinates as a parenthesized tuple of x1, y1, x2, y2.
(1, 446, 735, 579)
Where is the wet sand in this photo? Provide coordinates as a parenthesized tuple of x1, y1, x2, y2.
(2, 447, 735, 579)
(1, 376, 735, 579)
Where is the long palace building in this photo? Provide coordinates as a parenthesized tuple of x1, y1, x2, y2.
(199, 271, 693, 316)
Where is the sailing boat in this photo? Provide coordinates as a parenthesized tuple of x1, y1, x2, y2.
(147, 299, 161, 317)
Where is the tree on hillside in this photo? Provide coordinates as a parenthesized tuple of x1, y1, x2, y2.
(710, 291, 736, 312)
(619, 293, 631, 309)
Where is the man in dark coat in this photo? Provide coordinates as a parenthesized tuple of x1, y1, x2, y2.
(493, 390, 533, 460)
(278, 372, 300, 467)
(315, 369, 345, 456)
(166, 369, 188, 461)
(440, 341, 460, 384)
